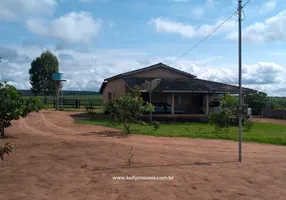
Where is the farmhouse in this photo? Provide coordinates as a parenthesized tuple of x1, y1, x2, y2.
(99, 63, 255, 115)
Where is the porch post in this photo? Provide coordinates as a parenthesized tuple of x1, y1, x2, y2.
(205, 94, 209, 115)
(171, 93, 175, 115)
(242, 94, 245, 104)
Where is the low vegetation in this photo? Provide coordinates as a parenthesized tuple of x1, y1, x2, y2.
(77, 118, 286, 145)
(104, 89, 154, 134)
(0, 82, 43, 137)
(0, 143, 14, 167)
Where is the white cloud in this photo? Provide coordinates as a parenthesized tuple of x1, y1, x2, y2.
(25, 12, 102, 44)
(0, 0, 57, 21)
(150, 17, 236, 38)
(260, 0, 276, 14)
(227, 10, 286, 44)
(1, 45, 285, 96)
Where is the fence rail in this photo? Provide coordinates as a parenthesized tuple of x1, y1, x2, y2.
(53, 99, 81, 108)
(261, 108, 286, 119)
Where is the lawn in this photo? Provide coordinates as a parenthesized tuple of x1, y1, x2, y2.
(23, 95, 103, 107)
(76, 118, 286, 145)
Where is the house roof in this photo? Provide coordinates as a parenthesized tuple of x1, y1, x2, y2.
(104, 62, 196, 81)
(122, 77, 256, 94)
(99, 81, 107, 94)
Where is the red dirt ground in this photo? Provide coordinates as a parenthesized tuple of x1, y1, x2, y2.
(1, 111, 286, 200)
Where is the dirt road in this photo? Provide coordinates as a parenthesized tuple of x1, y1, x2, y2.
(1, 110, 286, 200)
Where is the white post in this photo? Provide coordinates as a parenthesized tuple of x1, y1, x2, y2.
(205, 94, 209, 115)
(171, 93, 175, 115)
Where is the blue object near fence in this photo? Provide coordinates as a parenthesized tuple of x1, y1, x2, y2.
(52, 73, 63, 80)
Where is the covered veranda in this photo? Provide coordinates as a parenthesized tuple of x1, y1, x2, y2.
(123, 77, 256, 120)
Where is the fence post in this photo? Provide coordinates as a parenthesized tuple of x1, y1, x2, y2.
(54, 100, 56, 108)
(79, 100, 81, 109)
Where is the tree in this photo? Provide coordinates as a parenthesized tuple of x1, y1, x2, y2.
(245, 92, 268, 115)
(209, 93, 238, 132)
(104, 89, 154, 134)
(29, 50, 59, 104)
(0, 82, 43, 137)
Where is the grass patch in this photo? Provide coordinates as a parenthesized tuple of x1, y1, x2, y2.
(63, 108, 104, 113)
(76, 118, 286, 145)
(23, 95, 103, 107)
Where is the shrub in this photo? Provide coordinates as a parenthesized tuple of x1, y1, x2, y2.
(243, 118, 254, 132)
(104, 89, 154, 134)
(0, 82, 43, 137)
(209, 93, 240, 133)
(0, 143, 13, 167)
(85, 101, 95, 112)
(153, 121, 160, 130)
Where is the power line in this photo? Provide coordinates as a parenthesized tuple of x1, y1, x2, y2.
(242, 0, 251, 8)
(168, 11, 237, 65)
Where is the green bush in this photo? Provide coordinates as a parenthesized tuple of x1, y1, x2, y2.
(153, 121, 160, 130)
(104, 89, 154, 134)
(0, 143, 13, 166)
(0, 82, 43, 137)
(85, 101, 95, 112)
(243, 118, 254, 132)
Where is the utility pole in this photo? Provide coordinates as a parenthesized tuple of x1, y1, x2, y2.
(238, 0, 243, 162)
(149, 90, 152, 125)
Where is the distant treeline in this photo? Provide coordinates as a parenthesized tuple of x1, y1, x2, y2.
(19, 90, 100, 96)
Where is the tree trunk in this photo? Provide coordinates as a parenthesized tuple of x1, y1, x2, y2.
(44, 93, 47, 105)
(0, 121, 4, 137)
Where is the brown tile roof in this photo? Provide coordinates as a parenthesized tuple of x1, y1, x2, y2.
(122, 77, 256, 94)
(104, 62, 196, 81)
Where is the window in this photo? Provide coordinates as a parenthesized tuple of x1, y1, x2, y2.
(108, 92, 112, 100)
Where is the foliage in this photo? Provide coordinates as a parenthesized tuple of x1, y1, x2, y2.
(21, 97, 43, 117)
(85, 101, 95, 112)
(77, 118, 286, 146)
(269, 97, 286, 110)
(209, 93, 238, 132)
(0, 82, 43, 136)
(243, 118, 254, 132)
(153, 121, 160, 131)
(245, 92, 268, 115)
(104, 89, 154, 134)
(29, 50, 59, 104)
(0, 143, 14, 166)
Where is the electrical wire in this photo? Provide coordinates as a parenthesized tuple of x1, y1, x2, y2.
(167, 0, 252, 65)
(242, 0, 251, 8)
(167, 11, 237, 65)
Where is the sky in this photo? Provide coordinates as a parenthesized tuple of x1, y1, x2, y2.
(0, 0, 286, 96)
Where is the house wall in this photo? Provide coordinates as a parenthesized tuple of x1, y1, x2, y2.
(131, 67, 191, 79)
(103, 78, 126, 103)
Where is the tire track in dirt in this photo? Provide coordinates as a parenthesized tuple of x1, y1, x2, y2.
(19, 111, 286, 159)
(18, 118, 54, 137)
(40, 112, 78, 135)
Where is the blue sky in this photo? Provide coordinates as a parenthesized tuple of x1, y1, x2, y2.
(0, 0, 286, 96)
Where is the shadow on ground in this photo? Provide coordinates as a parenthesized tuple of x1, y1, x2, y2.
(92, 161, 236, 171)
(79, 131, 126, 138)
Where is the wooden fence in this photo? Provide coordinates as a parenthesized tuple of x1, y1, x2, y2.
(53, 99, 81, 108)
(261, 108, 286, 119)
